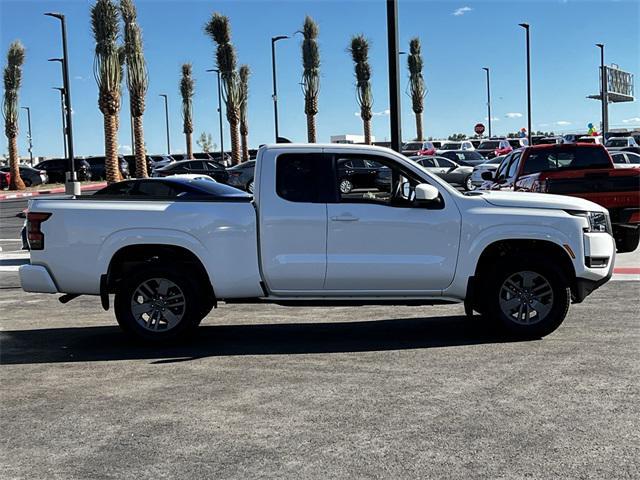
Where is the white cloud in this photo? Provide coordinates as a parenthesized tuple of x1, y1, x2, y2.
(354, 109, 390, 117)
(538, 123, 550, 127)
(505, 112, 523, 119)
(74, 75, 85, 81)
(485, 116, 500, 122)
(622, 117, 640, 124)
(118, 144, 132, 154)
(453, 6, 472, 16)
(556, 120, 571, 126)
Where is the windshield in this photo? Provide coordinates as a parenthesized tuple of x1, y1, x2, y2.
(478, 141, 500, 149)
(521, 147, 612, 175)
(440, 143, 460, 150)
(606, 138, 628, 147)
(403, 142, 422, 150)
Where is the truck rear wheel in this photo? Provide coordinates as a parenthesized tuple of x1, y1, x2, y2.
(114, 266, 204, 343)
(486, 258, 571, 338)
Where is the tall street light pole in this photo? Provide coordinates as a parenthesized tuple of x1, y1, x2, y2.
(20, 106, 33, 165)
(386, 0, 402, 152)
(482, 67, 492, 138)
(206, 68, 225, 162)
(271, 35, 289, 142)
(159, 94, 170, 154)
(45, 12, 78, 195)
(519, 23, 532, 145)
(596, 43, 608, 139)
(52, 87, 67, 158)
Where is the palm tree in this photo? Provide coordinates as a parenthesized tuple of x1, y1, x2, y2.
(2, 41, 26, 190)
(91, 0, 122, 183)
(238, 64, 250, 162)
(180, 63, 194, 159)
(349, 35, 373, 145)
(408, 37, 425, 141)
(301, 16, 320, 143)
(120, 0, 148, 177)
(205, 13, 242, 165)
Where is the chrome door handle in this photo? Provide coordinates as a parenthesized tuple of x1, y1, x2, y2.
(331, 215, 359, 222)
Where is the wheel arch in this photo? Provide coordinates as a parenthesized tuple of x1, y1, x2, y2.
(104, 244, 215, 307)
(468, 238, 578, 310)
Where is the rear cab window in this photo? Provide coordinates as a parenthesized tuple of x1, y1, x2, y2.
(522, 147, 612, 175)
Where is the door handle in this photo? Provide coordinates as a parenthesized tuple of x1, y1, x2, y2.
(331, 215, 359, 222)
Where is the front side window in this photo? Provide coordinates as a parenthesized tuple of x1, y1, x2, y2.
(436, 158, 456, 169)
(276, 153, 331, 203)
(134, 181, 180, 197)
(336, 155, 422, 208)
(418, 158, 436, 168)
(494, 153, 512, 180)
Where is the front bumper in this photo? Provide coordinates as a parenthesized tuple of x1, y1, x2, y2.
(572, 232, 616, 302)
(19, 264, 58, 293)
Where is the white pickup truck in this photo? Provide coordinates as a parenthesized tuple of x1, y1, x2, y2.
(20, 144, 615, 342)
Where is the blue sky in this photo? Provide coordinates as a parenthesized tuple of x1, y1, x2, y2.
(1, 0, 639, 158)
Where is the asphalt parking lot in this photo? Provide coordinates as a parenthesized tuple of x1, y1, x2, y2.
(1, 270, 639, 479)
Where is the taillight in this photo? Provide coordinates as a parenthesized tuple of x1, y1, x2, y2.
(26, 212, 51, 250)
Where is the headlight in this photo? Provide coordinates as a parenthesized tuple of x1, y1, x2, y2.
(566, 210, 611, 234)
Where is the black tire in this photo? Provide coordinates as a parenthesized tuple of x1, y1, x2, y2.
(114, 266, 205, 343)
(23, 178, 32, 187)
(614, 227, 639, 253)
(464, 175, 475, 191)
(485, 256, 571, 338)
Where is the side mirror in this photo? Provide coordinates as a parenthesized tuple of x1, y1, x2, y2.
(414, 183, 440, 205)
(481, 171, 494, 181)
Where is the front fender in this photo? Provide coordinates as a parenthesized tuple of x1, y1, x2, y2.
(445, 222, 579, 299)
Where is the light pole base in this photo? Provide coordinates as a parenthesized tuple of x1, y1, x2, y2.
(65, 180, 81, 196)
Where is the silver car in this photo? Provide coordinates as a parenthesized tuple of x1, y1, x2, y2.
(410, 155, 476, 191)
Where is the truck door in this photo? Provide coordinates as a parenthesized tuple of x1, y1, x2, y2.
(258, 152, 332, 293)
(325, 152, 461, 294)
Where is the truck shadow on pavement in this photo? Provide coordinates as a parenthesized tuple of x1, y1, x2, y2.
(0, 315, 530, 365)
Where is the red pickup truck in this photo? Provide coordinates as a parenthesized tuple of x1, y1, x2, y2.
(482, 143, 640, 252)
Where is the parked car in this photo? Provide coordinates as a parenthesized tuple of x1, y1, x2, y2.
(469, 155, 507, 188)
(577, 136, 603, 145)
(436, 140, 475, 153)
(508, 138, 529, 149)
(410, 155, 475, 190)
(337, 157, 383, 194)
(0, 165, 48, 187)
(479, 143, 640, 252)
(93, 177, 240, 199)
(610, 151, 640, 168)
(438, 150, 486, 166)
(402, 141, 436, 157)
(0, 170, 9, 189)
(85, 156, 130, 180)
(33, 158, 92, 183)
(20, 143, 615, 343)
(605, 136, 639, 151)
(151, 159, 229, 183)
(227, 160, 256, 193)
(476, 139, 512, 159)
(148, 155, 176, 171)
(536, 136, 565, 145)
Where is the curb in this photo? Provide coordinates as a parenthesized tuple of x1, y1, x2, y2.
(0, 182, 107, 201)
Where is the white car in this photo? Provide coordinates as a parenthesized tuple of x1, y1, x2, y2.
(605, 136, 639, 151)
(20, 144, 615, 343)
(577, 136, 603, 145)
(469, 155, 507, 188)
(436, 140, 475, 154)
(610, 151, 640, 168)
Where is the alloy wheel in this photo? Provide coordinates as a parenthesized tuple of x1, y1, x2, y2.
(499, 270, 554, 325)
(340, 179, 353, 194)
(130, 278, 186, 331)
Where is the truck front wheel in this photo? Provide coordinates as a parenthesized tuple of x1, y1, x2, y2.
(114, 266, 204, 343)
(486, 258, 571, 338)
